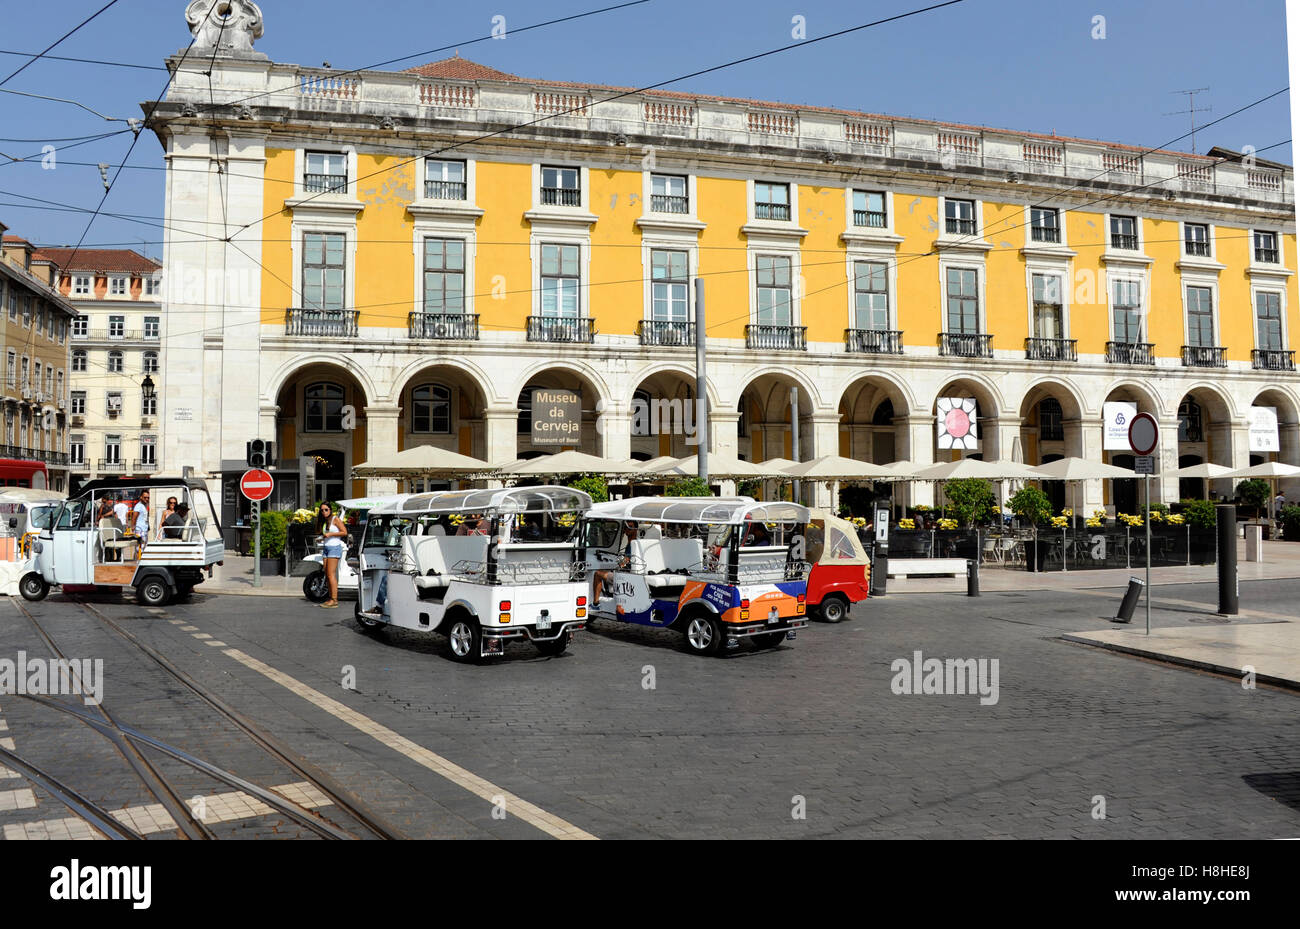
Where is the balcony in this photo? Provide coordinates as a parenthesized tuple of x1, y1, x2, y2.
(1184, 241, 1210, 257)
(303, 173, 348, 194)
(1025, 337, 1078, 362)
(939, 332, 994, 358)
(1255, 247, 1281, 264)
(852, 209, 887, 228)
(746, 325, 807, 351)
(540, 187, 580, 207)
(285, 308, 359, 338)
(46, 452, 68, 467)
(133, 459, 159, 472)
(98, 458, 126, 471)
(1181, 345, 1227, 368)
(945, 218, 976, 236)
(651, 194, 689, 214)
(754, 202, 791, 222)
(844, 328, 903, 354)
(1029, 225, 1061, 244)
(424, 180, 467, 200)
(638, 319, 696, 346)
(408, 312, 479, 340)
(1110, 233, 1139, 251)
(526, 316, 595, 343)
(1106, 341, 1155, 365)
(1252, 349, 1296, 371)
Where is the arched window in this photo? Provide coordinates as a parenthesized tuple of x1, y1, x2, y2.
(304, 382, 345, 432)
(1178, 398, 1203, 443)
(631, 389, 652, 437)
(71, 350, 87, 373)
(871, 399, 894, 426)
(1038, 398, 1064, 441)
(142, 351, 159, 374)
(107, 350, 123, 374)
(411, 384, 451, 434)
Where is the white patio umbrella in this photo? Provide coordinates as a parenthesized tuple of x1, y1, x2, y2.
(1031, 457, 1135, 525)
(1222, 461, 1300, 519)
(910, 458, 1043, 481)
(352, 445, 494, 478)
(655, 454, 789, 479)
(1168, 461, 1236, 500)
(511, 450, 638, 476)
(784, 456, 892, 480)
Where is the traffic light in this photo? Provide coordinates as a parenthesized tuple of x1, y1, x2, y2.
(246, 439, 274, 469)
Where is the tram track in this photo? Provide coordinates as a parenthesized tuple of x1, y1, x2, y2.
(7, 596, 406, 840)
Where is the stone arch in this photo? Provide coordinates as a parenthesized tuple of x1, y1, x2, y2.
(264, 352, 378, 409)
(514, 364, 610, 457)
(272, 360, 372, 500)
(391, 361, 493, 461)
(838, 372, 913, 464)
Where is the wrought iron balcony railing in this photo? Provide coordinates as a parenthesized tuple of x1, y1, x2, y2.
(1184, 240, 1210, 257)
(1255, 247, 1280, 264)
(945, 217, 976, 235)
(1030, 225, 1060, 243)
(303, 173, 348, 194)
(1106, 341, 1155, 365)
(540, 187, 581, 206)
(424, 180, 467, 200)
(844, 328, 903, 354)
(133, 459, 159, 471)
(852, 209, 887, 228)
(526, 316, 595, 343)
(939, 332, 994, 358)
(285, 308, 359, 338)
(1025, 337, 1078, 362)
(650, 194, 689, 214)
(637, 319, 695, 346)
(408, 312, 479, 340)
(1110, 232, 1139, 250)
(1252, 349, 1295, 371)
(754, 202, 791, 221)
(98, 458, 126, 471)
(746, 324, 807, 351)
(1181, 345, 1227, 368)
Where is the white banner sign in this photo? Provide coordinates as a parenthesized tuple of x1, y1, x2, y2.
(1103, 402, 1138, 451)
(1249, 406, 1280, 453)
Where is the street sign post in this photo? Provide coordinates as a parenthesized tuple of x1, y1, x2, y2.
(241, 469, 274, 588)
(1127, 414, 1160, 635)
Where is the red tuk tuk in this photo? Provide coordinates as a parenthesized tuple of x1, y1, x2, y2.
(805, 510, 870, 622)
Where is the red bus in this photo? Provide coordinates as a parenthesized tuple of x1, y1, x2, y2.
(0, 457, 50, 490)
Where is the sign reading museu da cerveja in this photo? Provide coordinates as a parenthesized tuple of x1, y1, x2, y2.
(530, 388, 582, 446)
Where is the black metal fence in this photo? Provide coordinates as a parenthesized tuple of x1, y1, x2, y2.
(884, 526, 1217, 571)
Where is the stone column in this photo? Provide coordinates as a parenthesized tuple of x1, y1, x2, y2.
(598, 407, 632, 462)
(899, 415, 935, 509)
(483, 407, 519, 468)
(709, 410, 740, 459)
(1070, 417, 1107, 514)
(363, 404, 401, 495)
(1281, 420, 1300, 501)
(805, 414, 842, 507)
(1152, 417, 1180, 504)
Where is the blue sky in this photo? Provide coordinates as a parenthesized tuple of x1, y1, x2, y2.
(0, 0, 1291, 254)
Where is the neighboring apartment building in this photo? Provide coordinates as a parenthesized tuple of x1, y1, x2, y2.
(149, 4, 1298, 512)
(0, 223, 77, 491)
(35, 248, 164, 488)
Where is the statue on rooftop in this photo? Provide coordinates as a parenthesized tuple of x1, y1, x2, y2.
(185, 0, 264, 52)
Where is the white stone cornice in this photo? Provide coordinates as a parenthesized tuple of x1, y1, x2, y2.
(1246, 263, 1295, 278)
(933, 236, 994, 253)
(407, 202, 485, 220)
(841, 230, 905, 247)
(741, 222, 809, 239)
(283, 196, 365, 216)
(524, 209, 598, 227)
(635, 216, 707, 233)
(1019, 245, 1077, 260)
(1175, 257, 1227, 273)
(1100, 250, 1154, 267)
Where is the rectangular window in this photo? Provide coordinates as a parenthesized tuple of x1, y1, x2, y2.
(540, 166, 580, 206)
(4, 351, 13, 387)
(423, 238, 466, 314)
(650, 249, 689, 321)
(69, 435, 85, 466)
(140, 436, 157, 465)
(72, 317, 88, 338)
(143, 352, 159, 374)
(144, 277, 160, 296)
(304, 151, 347, 193)
(70, 391, 86, 415)
(1254, 230, 1280, 264)
(755, 255, 793, 326)
(945, 267, 979, 333)
(144, 316, 160, 340)
(754, 182, 791, 221)
(1112, 279, 1143, 342)
(106, 391, 122, 416)
(72, 275, 91, 296)
(55, 371, 63, 404)
(21, 296, 30, 327)
(6, 288, 14, 320)
(1030, 207, 1060, 243)
(1032, 273, 1064, 339)
(1184, 223, 1210, 257)
(20, 357, 29, 391)
(108, 315, 125, 338)
(1186, 286, 1215, 347)
(142, 393, 157, 416)
(109, 276, 127, 296)
(852, 260, 889, 330)
(944, 199, 976, 235)
(71, 351, 87, 373)
(302, 232, 346, 311)
(35, 307, 44, 334)
(1110, 215, 1139, 250)
(1255, 291, 1283, 351)
(651, 174, 688, 214)
(852, 190, 887, 229)
(105, 435, 121, 465)
(425, 159, 467, 200)
(539, 243, 580, 317)
(107, 352, 123, 374)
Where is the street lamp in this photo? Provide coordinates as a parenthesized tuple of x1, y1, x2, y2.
(141, 375, 156, 402)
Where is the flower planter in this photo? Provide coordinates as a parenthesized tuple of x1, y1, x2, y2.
(258, 558, 283, 577)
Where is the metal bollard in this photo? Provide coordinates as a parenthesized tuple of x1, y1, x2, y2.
(1112, 576, 1145, 623)
(1217, 504, 1238, 615)
(967, 557, 980, 596)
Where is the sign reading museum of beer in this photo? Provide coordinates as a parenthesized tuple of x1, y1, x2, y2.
(530, 388, 582, 446)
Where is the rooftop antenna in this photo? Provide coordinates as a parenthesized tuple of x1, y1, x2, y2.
(1164, 87, 1211, 154)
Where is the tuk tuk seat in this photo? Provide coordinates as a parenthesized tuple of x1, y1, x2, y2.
(402, 535, 451, 589)
(632, 538, 700, 588)
(99, 518, 135, 558)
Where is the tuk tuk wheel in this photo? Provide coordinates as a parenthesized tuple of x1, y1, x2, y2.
(19, 573, 49, 602)
(684, 615, 722, 656)
(136, 577, 171, 607)
(447, 616, 483, 663)
(818, 594, 849, 624)
(303, 571, 329, 603)
(354, 600, 383, 631)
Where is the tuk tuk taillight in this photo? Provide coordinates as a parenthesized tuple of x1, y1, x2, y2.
(576, 595, 587, 606)
(499, 600, 511, 611)
(499, 612, 511, 624)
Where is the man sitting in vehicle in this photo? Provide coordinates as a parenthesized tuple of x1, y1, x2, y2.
(162, 502, 189, 539)
(592, 520, 637, 605)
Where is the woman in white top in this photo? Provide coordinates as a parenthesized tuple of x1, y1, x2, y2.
(317, 502, 348, 609)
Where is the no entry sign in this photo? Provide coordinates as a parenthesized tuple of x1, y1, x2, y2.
(1127, 412, 1160, 457)
(240, 468, 274, 502)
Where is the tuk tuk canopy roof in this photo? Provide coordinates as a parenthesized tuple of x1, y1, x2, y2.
(584, 496, 810, 525)
(371, 486, 591, 517)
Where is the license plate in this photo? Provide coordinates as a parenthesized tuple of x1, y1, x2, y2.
(767, 607, 779, 624)
(536, 612, 552, 630)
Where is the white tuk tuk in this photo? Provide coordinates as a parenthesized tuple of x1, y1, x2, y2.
(354, 487, 591, 662)
(21, 478, 225, 605)
(301, 496, 399, 602)
(580, 496, 812, 655)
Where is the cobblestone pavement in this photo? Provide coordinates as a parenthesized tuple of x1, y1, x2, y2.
(0, 576, 1297, 839)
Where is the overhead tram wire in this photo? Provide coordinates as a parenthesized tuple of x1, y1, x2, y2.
(225, 0, 968, 240)
(0, 0, 124, 86)
(0, 48, 166, 73)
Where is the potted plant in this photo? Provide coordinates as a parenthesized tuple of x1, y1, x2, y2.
(1008, 486, 1052, 571)
(251, 509, 289, 576)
